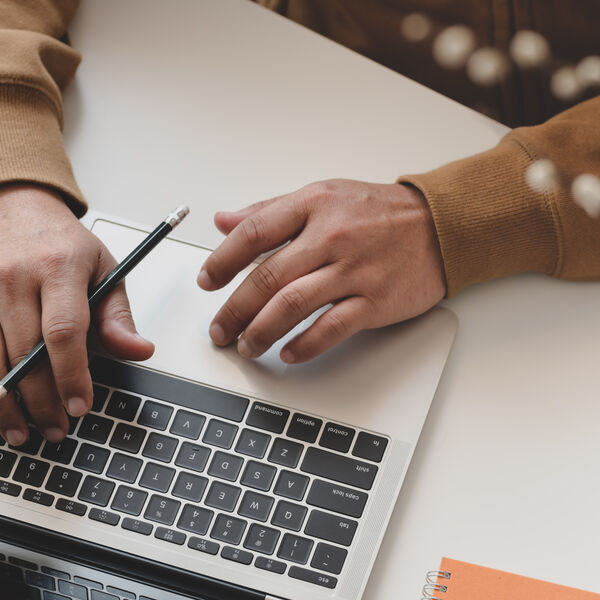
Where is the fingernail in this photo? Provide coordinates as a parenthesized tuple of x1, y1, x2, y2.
(237, 337, 255, 358)
(209, 322, 226, 345)
(281, 349, 296, 363)
(44, 427, 66, 443)
(197, 268, 213, 289)
(66, 397, 88, 417)
(5, 429, 25, 446)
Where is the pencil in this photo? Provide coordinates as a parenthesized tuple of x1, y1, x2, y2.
(0, 205, 190, 400)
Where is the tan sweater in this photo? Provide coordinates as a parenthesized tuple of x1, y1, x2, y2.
(1, 0, 599, 297)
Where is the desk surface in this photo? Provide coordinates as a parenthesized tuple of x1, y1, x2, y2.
(64, 1, 600, 597)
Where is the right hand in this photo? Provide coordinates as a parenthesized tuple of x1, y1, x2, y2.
(0, 184, 154, 445)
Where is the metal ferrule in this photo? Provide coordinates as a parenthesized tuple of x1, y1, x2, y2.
(164, 205, 190, 228)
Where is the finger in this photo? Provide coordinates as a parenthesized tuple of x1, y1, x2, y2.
(0, 296, 68, 441)
(213, 196, 282, 235)
(0, 325, 29, 446)
(280, 296, 371, 363)
(40, 267, 93, 419)
(237, 265, 347, 359)
(198, 194, 308, 290)
(93, 282, 155, 360)
(209, 238, 325, 346)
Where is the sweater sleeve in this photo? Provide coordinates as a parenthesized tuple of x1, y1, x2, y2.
(0, 0, 85, 216)
(399, 96, 600, 297)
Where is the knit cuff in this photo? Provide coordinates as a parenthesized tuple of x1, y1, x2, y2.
(398, 134, 559, 297)
(0, 82, 86, 216)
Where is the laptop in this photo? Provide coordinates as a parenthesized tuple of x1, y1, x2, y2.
(0, 210, 457, 600)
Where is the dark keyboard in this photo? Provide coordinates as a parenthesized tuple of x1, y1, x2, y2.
(0, 356, 389, 590)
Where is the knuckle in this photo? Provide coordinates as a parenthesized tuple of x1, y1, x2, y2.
(243, 324, 268, 351)
(323, 310, 349, 339)
(40, 249, 74, 275)
(250, 261, 281, 297)
(44, 314, 87, 346)
(240, 215, 267, 248)
(221, 300, 245, 328)
(108, 303, 134, 326)
(278, 286, 308, 317)
(0, 263, 20, 301)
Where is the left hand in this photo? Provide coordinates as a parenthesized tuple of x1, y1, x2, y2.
(197, 179, 446, 363)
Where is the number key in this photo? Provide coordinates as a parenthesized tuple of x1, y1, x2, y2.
(12, 457, 50, 487)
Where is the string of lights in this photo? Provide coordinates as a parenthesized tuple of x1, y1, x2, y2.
(400, 13, 600, 217)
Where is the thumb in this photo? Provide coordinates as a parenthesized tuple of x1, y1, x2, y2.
(93, 283, 155, 360)
(214, 196, 281, 235)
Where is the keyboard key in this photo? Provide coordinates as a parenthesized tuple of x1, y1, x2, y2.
(106, 587, 136, 600)
(77, 476, 115, 506)
(68, 415, 80, 436)
(142, 433, 178, 463)
(154, 527, 186, 545)
(319, 422, 355, 453)
(106, 453, 142, 483)
(111, 486, 148, 516)
(13, 457, 50, 487)
(352, 431, 388, 462)
(0, 481, 21, 496)
(0, 449, 17, 477)
(121, 518, 153, 536)
(172, 472, 208, 502)
(41, 567, 70, 580)
(10, 427, 43, 455)
(205, 481, 241, 512)
(105, 391, 141, 422)
(267, 438, 303, 468)
(90, 591, 117, 600)
(310, 542, 347, 575)
(304, 510, 357, 546)
(90, 357, 249, 422)
(74, 444, 110, 474)
(144, 495, 181, 525)
(45, 467, 82, 497)
(301, 447, 378, 490)
(277, 533, 313, 564)
(288, 566, 337, 589)
(109, 424, 146, 454)
(25, 590, 41, 600)
(306, 479, 368, 518)
(174, 442, 211, 473)
(177, 505, 213, 535)
(23, 488, 54, 506)
(271, 500, 307, 531)
(26, 570, 55, 590)
(286, 413, 322, 443)
(137, 401, 173, 431)
(240, 461, 276, 491)
(255, 556, 286, 574)
(58, 580, 88, 600)
(234, 428, 270, 459)
(238, 491, 274, 522)
(188, 537, 219, 555)
(244, 524, 280, 555)
(246, 402, 289, 434)
(88, 508, 120, 526)
(92, 385, 110, 412)
(274, 470, 309, 501)
(56, 498, 87, 516)
(169, 410, 205, 440)
(139, 463, 175, 493)
(207, 451, 243, 482)
(202, 419, 238, 449)
(40, 438, 78, 465)
(221, 546, 253, 565)
(73, 577, 101, 591)
(78, 415, 114, 445)
(210, 514, 247, 544)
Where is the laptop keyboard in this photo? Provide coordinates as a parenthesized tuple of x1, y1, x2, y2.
(0, 356, 389, 591)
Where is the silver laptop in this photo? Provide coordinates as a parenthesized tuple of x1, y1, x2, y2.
(0, 211, 457, 600)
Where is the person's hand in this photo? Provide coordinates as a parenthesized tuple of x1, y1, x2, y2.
(197, 179, 446, 363)
(0, 184, 154, 445)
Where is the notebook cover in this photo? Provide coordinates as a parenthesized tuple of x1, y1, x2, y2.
(437, 557, 599, 599)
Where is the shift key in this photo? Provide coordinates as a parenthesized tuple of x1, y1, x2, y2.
(301, 447, 377, 490)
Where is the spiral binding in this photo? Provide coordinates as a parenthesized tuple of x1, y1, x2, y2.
(421, 569, 451, 600)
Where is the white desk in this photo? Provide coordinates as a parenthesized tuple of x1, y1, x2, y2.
(64, 1, 600, 597)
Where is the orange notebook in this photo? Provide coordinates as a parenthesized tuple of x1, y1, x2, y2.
(422, 557, 599, 599)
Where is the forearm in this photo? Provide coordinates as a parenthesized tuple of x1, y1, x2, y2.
(0, 0, 85, 215)
(400, 96, 600, 296)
